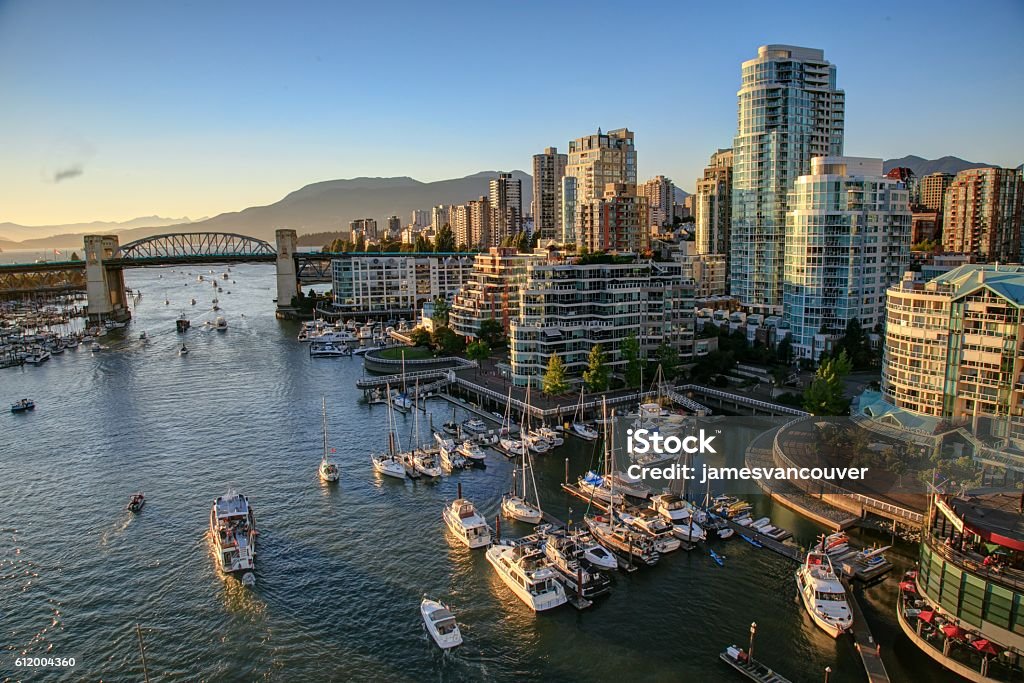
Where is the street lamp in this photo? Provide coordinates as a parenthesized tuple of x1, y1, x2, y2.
(749, 621, 757, 661)
(824, 666, 832, 683)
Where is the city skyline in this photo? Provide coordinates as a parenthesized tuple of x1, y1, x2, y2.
(1, 0, 1022, 226)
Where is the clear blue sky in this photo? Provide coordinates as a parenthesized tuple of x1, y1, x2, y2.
(1, 0, 1021, 225)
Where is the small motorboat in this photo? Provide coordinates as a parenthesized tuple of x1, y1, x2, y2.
(420, 597, 463, 649)
(717, 527, 735, 540)
(581, 538, 618, 570)
(127, 492, 145, 513)
(10, 398, 35, 413)
(178, 344, 189, 356)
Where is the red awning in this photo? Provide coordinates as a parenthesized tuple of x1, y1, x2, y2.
(899, 581, 917, 593)
(942, 624, 967, 639)
(962, 524, 1024, 553)
(918, 610, 936, 623)
(973, 639, 1001, 655)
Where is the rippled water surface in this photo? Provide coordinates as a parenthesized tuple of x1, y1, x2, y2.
(1, 264, 955, 682)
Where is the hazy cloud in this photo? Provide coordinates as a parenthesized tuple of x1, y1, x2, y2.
(53, 165, 84, 183)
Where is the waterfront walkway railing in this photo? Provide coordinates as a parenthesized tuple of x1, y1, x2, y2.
(773, 417, 925, 526)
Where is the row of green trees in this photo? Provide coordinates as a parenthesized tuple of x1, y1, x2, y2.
(538, 333, 682, 396)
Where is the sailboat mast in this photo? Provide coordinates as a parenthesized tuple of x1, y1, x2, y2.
(322, 396, 328, 460)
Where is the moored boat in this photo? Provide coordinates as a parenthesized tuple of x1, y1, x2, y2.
(485, 543, 567, 612)
(442, 497, 491, 548)
(457, 440, 487, 466)
(795, 549, 853, 638)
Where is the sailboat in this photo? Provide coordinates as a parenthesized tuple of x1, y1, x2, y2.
(520, 384, 549, 454)
(403, 383, 441, 477)
(390, 350, 413, 412)
(583, 399, 660, 566)
(577, 404, 625, 506)
(501, 445, 543, 525)
(571, 386, 599, 440)
(318, 397, 340, 483)
(498, 388, 526, 457)
(371, 383, 409, 479)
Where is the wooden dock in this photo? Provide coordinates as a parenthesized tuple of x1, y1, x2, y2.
(714, 514, 803, 563)
(845, 582, 891, 683)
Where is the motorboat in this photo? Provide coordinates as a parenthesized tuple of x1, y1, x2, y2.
(10, 398, 35, 413)
(176, 315, 190, 333)
(420, 597, 463, 649)
(435, 433, 466, 471)
(619, 510, 682, 552)
(534, 426, 563, 447)
(139, 331, 147, 340)
(297, 320, 327, 342)
(209, 490, 257, 586)
(127, 492, 145, 513)
(485, 543, 567, 612)
(524, 432, 551, 454)
(609, 470, 652, 499)
(461, 419, 487, 434)
(178, 344, 189, 356)
(214, 316, 227, 331)
(796, 550, 853, 638)
(649, 493, 706, 541)
(541, 531, 612, 599)
(310, 342, 351, 358)
(499, 437, 526, 457)
(442, 498, 491, 548)
(577, 533, 618, 570)
(584, 514, 660, 566)
(25, 351, 51, 365)
(318, 397, 340, 483)
(412, 449, 442, 478)
(457, 440, 486, 466)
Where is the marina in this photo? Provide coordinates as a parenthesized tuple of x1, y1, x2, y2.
(0, 263, 950, 682)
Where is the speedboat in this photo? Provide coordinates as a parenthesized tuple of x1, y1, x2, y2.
(127, 492, 145, 513)
(420, 597, 463, 649)
(178, 344, 189, 356)
(572, 422, 599, 440)
(310, 342, 351, 358)
(485, 543, 567, 612)
(535, 426, 563, 446)
(576, 533, 619, 570)
(209, 491, 257, 586)
(524, 432, 551, 454)
(442, 498, 491, 548)
(10, 398, 35, 413)
(796, 550, 853, 638)
(577, 471, 625, 506)
(457, 441, 487, 466)
(499, 437, 526, 457)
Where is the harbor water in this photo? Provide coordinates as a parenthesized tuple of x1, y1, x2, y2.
(1, 264, 955, 682)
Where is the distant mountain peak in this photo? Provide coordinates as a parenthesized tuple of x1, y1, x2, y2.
(883, 155, 998, 177)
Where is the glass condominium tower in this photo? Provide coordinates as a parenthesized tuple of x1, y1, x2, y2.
(730, 45, 845, 314)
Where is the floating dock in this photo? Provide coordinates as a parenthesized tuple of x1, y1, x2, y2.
(845, 582, 891, 683)
(719, 647, 793, 683)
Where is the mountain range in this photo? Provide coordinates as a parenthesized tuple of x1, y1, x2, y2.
(1, 156, 1010, 251)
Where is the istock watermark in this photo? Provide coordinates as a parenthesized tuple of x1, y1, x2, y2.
(626, 428, 718, 455)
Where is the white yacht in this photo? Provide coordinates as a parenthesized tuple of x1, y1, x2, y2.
(209, 491, 257, 585)
(461, 418, 487, 434)
(535, 426, 563, 447)
(318, 397, 340, 483)
(420, 597, 463, 649)
(310, 342, 351, 358)
(499, 436, 527, 457)
(413, 449, 442, 478)
(442, 498, 491, 548)
(796, 550, 853, 638)
(297, 319, 327, 342)
(524, 432, 551, 454)
(649, 493, 706, 542)
(541, 532, 613, 599)
(585, 514, 660, 566)
(485, 544, 567, 612)
(457, 440, 487, 466)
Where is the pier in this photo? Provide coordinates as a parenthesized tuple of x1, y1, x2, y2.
(845, 582, 891, 683)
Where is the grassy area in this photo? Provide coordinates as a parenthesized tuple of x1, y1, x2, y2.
(375, 346, 434, 360)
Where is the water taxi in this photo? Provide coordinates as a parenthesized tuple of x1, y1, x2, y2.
(209, 491, 257, 586)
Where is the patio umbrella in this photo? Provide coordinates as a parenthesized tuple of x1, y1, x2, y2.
(918, 610, 936, 623)
(973, 639, 1000, 656)
(941, 624, 966, 639)
(899, 581, 917, 593)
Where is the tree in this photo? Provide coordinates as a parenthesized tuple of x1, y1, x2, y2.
(435, 224, 456, 252)
(408, 328, 431, 347)
(69, 251, 81, 261)
(657, 342, 679, 379)
(621, 332, 642, 388)
(478, 318, 506, 347)
(466, 340, 490, 361)
(431, 326, 464, 355)
(353, 233, 366, 252)
(802, 350, 852, 415)
(542, 354, 570, 395)
(776, 336, 793, 365)
(583, 344, 609, 392)
(414, 233, 433, 252)
(431, 297, 450, 328)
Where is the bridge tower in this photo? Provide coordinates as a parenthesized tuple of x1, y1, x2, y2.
(84, 234, 130, 323)
(275, 229, 300, 318)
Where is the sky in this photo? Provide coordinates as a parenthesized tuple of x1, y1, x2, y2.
(0, 0, 1022, 226)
